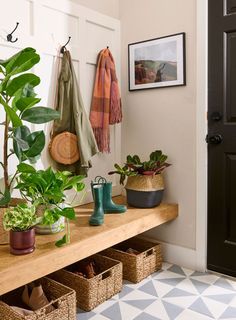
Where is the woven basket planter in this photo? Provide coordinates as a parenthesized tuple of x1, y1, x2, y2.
(49, 254, 122, 311)
(0, 277, 76, 320)
(0, 198, 27, 245)
(102, 237, 162, 283)
(125, 174, 164, 208)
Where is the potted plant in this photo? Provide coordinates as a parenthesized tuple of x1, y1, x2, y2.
(3, 204, 41, 255)
(109, 150, 170, 208)
(0, 47, 60, 243)
(16, 165, 85, 246)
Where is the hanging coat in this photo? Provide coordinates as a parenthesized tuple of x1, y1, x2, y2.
(51, 51, 99, 175)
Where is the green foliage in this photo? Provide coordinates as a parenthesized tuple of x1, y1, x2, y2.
(0, 47, 60, 206)
(109, 150, 171, 185)
(16, 166, 85, 246)
(16, 166, 85, 207)
(3, 204, 41, 232)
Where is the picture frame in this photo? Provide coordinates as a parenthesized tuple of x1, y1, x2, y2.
(128, 32, 186, 91)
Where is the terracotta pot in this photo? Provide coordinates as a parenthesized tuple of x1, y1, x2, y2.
(0, 198, 27, 245)
(10, 228, 35, 255)
(35, 204, 65, 235)
(125, 174, 164, 208)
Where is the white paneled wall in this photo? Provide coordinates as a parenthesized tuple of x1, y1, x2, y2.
(0, 0, 121, 204)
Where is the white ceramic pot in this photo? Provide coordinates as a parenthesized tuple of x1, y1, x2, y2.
(35, 204, 65, 235)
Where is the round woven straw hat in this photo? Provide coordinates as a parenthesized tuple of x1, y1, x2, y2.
(49, 132, 80, 165)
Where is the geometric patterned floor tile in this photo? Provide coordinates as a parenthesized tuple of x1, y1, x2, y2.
(188, 297, 214, 318)
(162, 300, 184, 319)
(138, 280, 158, 297)
(167, 265, 186, 277)
(219, 306, 236, 319)
(190, 279, 210, 294)
(76, 263, 236, 320)
(214, 278, 236, 292)
(134, 312, 161, 320)
(101, 302, 123, 320)
(123, 299, 156, 310)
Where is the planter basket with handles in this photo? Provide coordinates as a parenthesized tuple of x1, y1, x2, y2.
(0, 277, 76, 320)
(49, 254, 122, 311)
(0, 198, 27, 245)
(102, 237, 162, 283)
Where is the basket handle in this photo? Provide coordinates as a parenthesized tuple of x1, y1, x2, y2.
(145, 248, 155, 258)
(99, 269, 113, 281)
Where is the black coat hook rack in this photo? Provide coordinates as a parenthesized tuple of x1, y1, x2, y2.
(61, 36, 71, 53)
(7, 22, 19, 43)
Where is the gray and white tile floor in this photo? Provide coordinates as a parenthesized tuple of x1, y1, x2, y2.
(77, 262, 236, 320)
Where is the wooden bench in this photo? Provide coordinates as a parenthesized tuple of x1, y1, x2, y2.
(0, 196, 178, 295)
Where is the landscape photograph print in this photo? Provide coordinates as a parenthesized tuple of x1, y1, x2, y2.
(128, 33, 186, 91)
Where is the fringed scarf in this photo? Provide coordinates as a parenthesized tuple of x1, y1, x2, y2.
(90, 48, 122, 153)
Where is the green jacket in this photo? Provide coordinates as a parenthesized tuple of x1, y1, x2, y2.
(52, 51, 99, 175)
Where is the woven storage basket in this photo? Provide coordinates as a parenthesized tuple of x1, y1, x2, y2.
(102, 237, 162, 283)
(49, 254, 122, 311)
(0, 277, 76, 320)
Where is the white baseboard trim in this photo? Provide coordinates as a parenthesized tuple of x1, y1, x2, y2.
(139, 236, 198, 271)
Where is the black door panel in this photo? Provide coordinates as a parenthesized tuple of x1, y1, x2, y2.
(208, 0, 236, 276)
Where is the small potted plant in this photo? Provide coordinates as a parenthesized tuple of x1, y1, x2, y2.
(3, 204, 41, 255)
(109, 150, 170, 208)
(16, 165, 85, 246)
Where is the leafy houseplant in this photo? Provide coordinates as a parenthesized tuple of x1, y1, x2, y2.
(0, 47, 60, 207)
(3, 204, 41, 255)
(16, 165, 85, 246)
(109, 150, 171, 208)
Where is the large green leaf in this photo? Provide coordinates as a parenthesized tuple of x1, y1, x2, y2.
(6, 73, 40, 97)
(0, 189, 11, 207)
(60, 207, 76, 220)
(25, 131, 45, 157)
(13, 126, 31, 161)
(22, 107, 60, 124)
(0, 48, 38, 75)
(15, 97, 41, 112)
(0, 96, 22, 127)
(13, 136, 29, 150)
(17, 163, 36, 173)
(55, 234, 67, 247)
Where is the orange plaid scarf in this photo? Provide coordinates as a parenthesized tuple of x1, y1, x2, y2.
(90, 48, 122, 153)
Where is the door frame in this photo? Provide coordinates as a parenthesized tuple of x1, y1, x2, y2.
(196, 0, 208, 271)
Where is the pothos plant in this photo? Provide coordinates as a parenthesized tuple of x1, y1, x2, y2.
(0, 47, 60, 207)
(109, 150, 171, 185)
(16, 165, 85, 246)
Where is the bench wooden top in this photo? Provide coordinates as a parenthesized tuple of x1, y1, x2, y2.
(0, 196, 178, 295)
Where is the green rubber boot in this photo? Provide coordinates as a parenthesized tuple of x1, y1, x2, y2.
(89, 185, 104, 226)
(103, 182, 127, 214)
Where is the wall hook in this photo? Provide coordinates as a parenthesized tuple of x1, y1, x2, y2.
(61, 36, 71, 53)
(7, 22, 19, 43)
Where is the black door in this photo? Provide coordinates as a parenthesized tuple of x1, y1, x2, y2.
(208, 0, 236, 276)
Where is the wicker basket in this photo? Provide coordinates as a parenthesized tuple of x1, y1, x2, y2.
(49, 254, 122, 311)
(0, 277, 76, 320)
(102, 237, 162, 283)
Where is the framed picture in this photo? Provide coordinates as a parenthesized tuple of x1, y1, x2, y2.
(128, 33, 186, 91)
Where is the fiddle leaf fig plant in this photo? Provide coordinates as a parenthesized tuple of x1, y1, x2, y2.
(109, 150, 171, 185)
(0, 47, 60, 207)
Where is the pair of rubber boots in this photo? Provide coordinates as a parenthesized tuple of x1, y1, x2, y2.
(89, 177, 127, 226)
